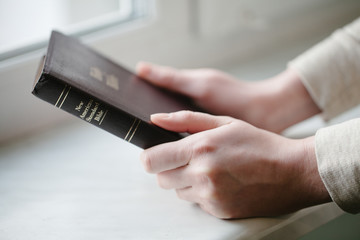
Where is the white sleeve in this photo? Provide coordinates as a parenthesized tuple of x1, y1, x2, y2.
(315, 119, 360, 213)
(289, 18, 360, 121)
(288, 18, 360, 213)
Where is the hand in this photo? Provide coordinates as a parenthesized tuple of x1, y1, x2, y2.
(140, 111, 331, 219)
(136, 62, 321, 133)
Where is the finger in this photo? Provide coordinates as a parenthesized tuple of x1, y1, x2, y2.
(176, 188, 226, 218)
(151, 111, 233, 134)
(157, 166, 191, 189)
(136, 62, 198, 97)
(176, 187, 198, 203)
(140, 139, 192, 174)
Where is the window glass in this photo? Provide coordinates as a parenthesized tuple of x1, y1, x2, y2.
(0, 0, 146, 60)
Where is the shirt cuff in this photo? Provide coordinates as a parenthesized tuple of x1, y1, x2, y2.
(315, 118, 360, 213)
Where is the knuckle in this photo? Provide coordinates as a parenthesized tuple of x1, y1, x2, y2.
(178, 110, 195, 120)
(156, 174, 169, 189)
(175, 189, 185, 200)
(194, 168, 221, 200)
(197, 84, 213, 101)
(195, 165, 217, 186)
(191, 69, 222, 100)
(199, 192, 234, 219)
(202, 182, 221, 202)
(197, 171, 212, 187)
(199, 199, 229, 219)
(140, 151, 153, 173)
(171, 110, 195, 123)
(200, 203, 231, 219)
(222, 116, 235, 124)
(191, 148, 221, 187)
(201, 187, 217, 202)
(192, 139, 216, 157)
(164, 68, 178, 85)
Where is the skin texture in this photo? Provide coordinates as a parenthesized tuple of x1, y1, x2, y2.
(136, 62, 331, 219)
(136, 62, 321, 133)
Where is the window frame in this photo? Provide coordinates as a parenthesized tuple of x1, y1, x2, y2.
(0, 0, 150, 62)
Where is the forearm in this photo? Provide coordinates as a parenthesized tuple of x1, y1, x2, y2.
(267, 68, 321, 131)
(242, 68, 321, 133)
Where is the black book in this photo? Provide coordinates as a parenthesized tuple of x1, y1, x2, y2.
(32, 31, 199, 149)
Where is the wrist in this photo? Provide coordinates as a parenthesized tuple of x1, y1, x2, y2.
(265, 68, 321, 132)
(290, 136, 331, 208)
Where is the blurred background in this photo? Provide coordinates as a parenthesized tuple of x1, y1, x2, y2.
(1, 0, 360, 141)
(1, 1, 360, 239)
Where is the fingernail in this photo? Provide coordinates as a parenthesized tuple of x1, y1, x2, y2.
(151, 113, 170, 120)
(136, 62, 151, 76)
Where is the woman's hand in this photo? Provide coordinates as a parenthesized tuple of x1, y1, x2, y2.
(140, 111, 331, 219)
(137, 62, 321, 133)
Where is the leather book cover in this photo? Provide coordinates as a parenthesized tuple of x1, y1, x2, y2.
(32, 31, 199, 149)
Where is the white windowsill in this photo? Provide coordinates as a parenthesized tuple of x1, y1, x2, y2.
(0, 120, 344, 240)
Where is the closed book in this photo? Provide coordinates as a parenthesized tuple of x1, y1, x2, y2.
(32, 31, 199, 149)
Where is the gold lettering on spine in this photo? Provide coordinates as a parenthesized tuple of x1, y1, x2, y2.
(58, 86, 71, 109)
(80, 100, 93, 119)
(75, 101, 84, 112)
(55, 85, 71, 109)
(55, 85, 67, 107)
(124, 118, 137, 141)
(99, 110, 108, 125)
(86, 102, 99, 122)
(94, 110, 104, 122)
(128, 120, 141, 143)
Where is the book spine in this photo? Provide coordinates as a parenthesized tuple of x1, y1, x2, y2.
(32, 75, 182, 149)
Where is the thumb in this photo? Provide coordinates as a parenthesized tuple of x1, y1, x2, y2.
(151, 111, 233, 134)
(136, 62, 197, 98)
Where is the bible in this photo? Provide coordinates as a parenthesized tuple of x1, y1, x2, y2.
(32, 31, 199, 149)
